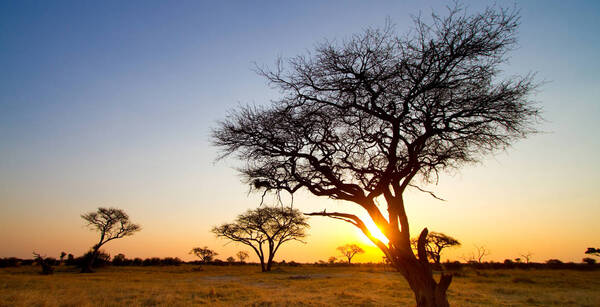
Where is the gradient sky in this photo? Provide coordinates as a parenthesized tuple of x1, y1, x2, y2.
(1, 0, 599, 264)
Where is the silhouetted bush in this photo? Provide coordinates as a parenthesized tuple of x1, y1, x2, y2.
(503, 259, 515, 269)
(0, 257, 21, 267)
(161, 257, 182, 266)
(21, 259, 35, 266)
(76, 251, 111, 269)
(33, 253, 55, 275)
(65, 254, 75, 266)
(583, 257, 596, 265)
(443, 261, 463, 271)
(112, 253, 127, 266)
(210, 259, 227, 266)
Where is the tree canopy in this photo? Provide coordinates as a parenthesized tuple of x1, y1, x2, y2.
(411, 232, 461, 264)
(212, 206, 309, 272)
(190, 247, 218, 263)
(337, 244, 365, 264)
(213, 4, 539, 306)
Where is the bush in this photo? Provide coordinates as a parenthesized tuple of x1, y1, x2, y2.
(0, 257, 21, 267)
(583, 257, 596, 265)
(76, 250, 111, 269)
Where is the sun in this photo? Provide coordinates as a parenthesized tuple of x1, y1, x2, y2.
(356, 217, 390, 246)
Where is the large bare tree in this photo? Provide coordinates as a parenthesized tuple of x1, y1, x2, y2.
(212, 206, 309, 272)
(213, 5, 539, 306)
(81, 207, 141, 273)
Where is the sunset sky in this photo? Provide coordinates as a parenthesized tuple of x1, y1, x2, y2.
(1, 0, 599, 264)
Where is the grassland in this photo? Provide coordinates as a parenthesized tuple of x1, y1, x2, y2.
(1, 264, 599, 306)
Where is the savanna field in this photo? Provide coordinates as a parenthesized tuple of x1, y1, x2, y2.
(1, 264, 599, 306)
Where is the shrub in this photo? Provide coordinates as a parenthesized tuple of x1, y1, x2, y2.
(583, 257, 596, 265)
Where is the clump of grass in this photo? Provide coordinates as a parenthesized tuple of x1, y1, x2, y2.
(475, 270, 489, 277)
(525, 297, 539, 304)
(512, 277, 535, 284)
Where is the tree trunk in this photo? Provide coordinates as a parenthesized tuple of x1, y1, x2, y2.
(266, 252, 274, 271)
(403, 261, 451, 307)
(259, 256, 266, 272)
(390, 229, 452, 307)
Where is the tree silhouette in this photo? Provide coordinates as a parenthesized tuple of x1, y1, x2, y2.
(461, 245, 490, 263)
(337, 244, 365, 264)
(410, 232, 460, 264)
(236, 251, 249, 263)
(586, 248, 600, 257)
(80, 207, 141, 273)
(213, 4, 539, 306)
(212, 206, 309, 272)
(189, 247, 218, 263)
(32, 251, 54, 275)
(520, 252, 533, 263)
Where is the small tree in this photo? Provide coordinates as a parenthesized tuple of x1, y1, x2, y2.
(212, 206, 309, 272)
(410, 232, 460, 264)
(462, 245, 490, 263)
(190, 246, 218, 263)
(32, 252, 54, 275)
(226, 256, 236, 264)
(337, 244, 365, 264)
(585, 248, 600, 257)
(520, 252, 533, 263)
(328, 256, 337, 264)
(59, 252, 67, 264)
(236, 251, 249, 263)
(112, 253, 127, 266)
(80, 207, 141, 273)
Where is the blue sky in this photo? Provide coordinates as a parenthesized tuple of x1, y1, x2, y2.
(1, 1, 599, 262)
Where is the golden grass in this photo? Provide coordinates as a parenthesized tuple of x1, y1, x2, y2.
(1, 265, 599, 306)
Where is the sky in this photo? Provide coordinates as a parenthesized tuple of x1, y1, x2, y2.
(1, 0, 599, 263)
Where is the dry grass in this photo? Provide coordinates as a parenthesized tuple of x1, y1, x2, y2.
(1, 265, 599, 306)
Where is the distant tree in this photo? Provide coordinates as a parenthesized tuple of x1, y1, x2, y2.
(32, 252, 54, 275)
(80, 207, 140, 273)
(337, 244, 365, 264)
(546, 259, 563, 265)
(582, 257, 596, 265)
(227, 256, 236, 264)
(585, 248, 600, 257)
(189, 246, 218, 263)
(410, 232, 460, 264)
(66, 253, 75, 265)
(112, 253, 126, 266)
(462, 245, 490, 263)
(59, 252, 67, 264)
(520, 252, 533, 263)
(212, 4, 540, 305)
(212, 206, 309, 272)
(328, 256, 337, 264)
(236, 251, 249, 263)
(514, 258, 521, 263)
